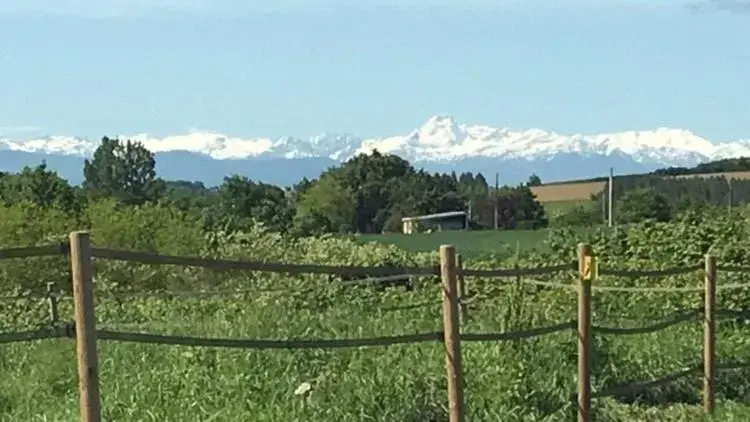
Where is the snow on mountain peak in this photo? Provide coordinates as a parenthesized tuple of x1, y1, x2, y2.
(1, 115, 748, 167)
(128, 132, 274, 159)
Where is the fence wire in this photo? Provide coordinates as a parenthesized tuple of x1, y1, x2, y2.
(8, 305, 747, 347)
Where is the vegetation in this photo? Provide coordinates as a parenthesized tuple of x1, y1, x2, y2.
(0, 137, 551, 237)
(532, 157, 750, 223)
(3, 136, 750, 420)
(538, 156, 750, 187)
(357, 229, 555, 259)
(654, 157, 750, 176)
(4, 204, 750, 420)
(538, 164, 750, 228)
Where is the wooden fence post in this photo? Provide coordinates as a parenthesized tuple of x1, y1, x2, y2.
(703, 254, 717, 414)
(440, 245, 466, 422)
(69, 231, 102, 422)
(456, 253, 469, 324)
(577, 243, 594, 422)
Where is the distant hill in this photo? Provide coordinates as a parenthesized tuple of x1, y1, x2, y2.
(531, 157, 750, 203)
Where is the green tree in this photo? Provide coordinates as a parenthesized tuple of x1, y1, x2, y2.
(311, 151, 471, 233)
(615, 188, 672, 223)
(322, 150, 414, 233)
(163, 180, 217, 213)
(527, 173, 542, 187)
(216, 175, 293, 233)
(293, 176, 355, 235)
(288, 177, 315, 206)
(384, 170, 467, 232)
(473, 185, 547, 229)
(83, 136, 165, 205)
(0, 162, 81, 214)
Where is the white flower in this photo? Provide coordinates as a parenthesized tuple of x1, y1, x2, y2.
(294, 381, 312, 396)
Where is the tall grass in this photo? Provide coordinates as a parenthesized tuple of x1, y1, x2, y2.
(3, 276, 750, 421)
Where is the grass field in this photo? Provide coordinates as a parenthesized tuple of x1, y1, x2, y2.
(357, 229, 552, 258)
(543, 199, 594, 215)
(4, 272, 750, 421)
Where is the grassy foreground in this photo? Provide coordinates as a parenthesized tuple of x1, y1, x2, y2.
(6, 208, 750, 421)
(4, 272, 750, 421)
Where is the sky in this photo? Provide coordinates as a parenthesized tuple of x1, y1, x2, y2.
(0, 0, 749, 142)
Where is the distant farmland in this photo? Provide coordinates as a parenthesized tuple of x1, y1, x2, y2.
(530, 181, 605, 202)
(530, 170, 750, 203)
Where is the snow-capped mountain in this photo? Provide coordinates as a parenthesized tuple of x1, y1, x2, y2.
(355, 115, 750, 164)
(1, 115, 748, 187)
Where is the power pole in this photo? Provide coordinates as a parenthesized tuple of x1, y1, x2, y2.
(728, 177, 733, 215)
(607, 167, 613, 228)
(494, 172, 499, 230)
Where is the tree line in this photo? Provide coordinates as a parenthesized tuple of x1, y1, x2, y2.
(541, 157, 750, 187)
(0, 137, 548, 235)
(555, 172, 750, 226)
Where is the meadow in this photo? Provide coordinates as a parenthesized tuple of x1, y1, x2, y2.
(3, 203, 750, 421)
(357, 216, 595, 259)
(356, 229, 552, 259)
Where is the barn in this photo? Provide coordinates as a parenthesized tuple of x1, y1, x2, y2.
(401, 211, 468, 234)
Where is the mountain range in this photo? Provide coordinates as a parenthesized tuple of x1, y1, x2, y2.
(1, 115, 749, 187)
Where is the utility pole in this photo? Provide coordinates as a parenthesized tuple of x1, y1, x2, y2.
(494, 172, 499, 230)
(607, 167, 614, 228)
(728, 177, 733, 215)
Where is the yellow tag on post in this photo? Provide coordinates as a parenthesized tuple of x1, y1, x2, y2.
(582, 256, 598, 281)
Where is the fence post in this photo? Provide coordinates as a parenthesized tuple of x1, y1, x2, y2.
(69, 231, 102, 422)
(577, 243, 593, 422)
(456, 253, 469, 324)
(703, 254, 717, 414)
(440, 245, 466, 422)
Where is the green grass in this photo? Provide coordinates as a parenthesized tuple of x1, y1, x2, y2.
(356, 229, 550, 259)
(355, 202, 598, 260)
(543, 199, 595, 216)
(4, 280, 750, 421)
(357, 227, 603, 260)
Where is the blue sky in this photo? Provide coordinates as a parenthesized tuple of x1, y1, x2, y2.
(0, 0, 748, 141)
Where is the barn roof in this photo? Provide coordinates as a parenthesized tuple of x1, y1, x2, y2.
(401, 211, 466, 222)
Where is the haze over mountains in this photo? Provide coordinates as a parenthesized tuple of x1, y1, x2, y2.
(1, 115, 749, 187)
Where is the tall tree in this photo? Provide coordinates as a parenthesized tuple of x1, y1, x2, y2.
(163, 180, 217, 214)
(527, 173, 542, 186)
(473, 184, 547, 229)
(324, 150, 414, 233)
(616, 188, 672, 223)
(0, 162, 80, 213)
(83, 137, 165, 205)
(216, 175, 293, 232)
(293, 176, 355, 235)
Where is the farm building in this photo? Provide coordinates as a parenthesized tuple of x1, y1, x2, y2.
(401, 211, 468, 234)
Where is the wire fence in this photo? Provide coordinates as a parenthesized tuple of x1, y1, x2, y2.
(2, 234, 750, 421)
